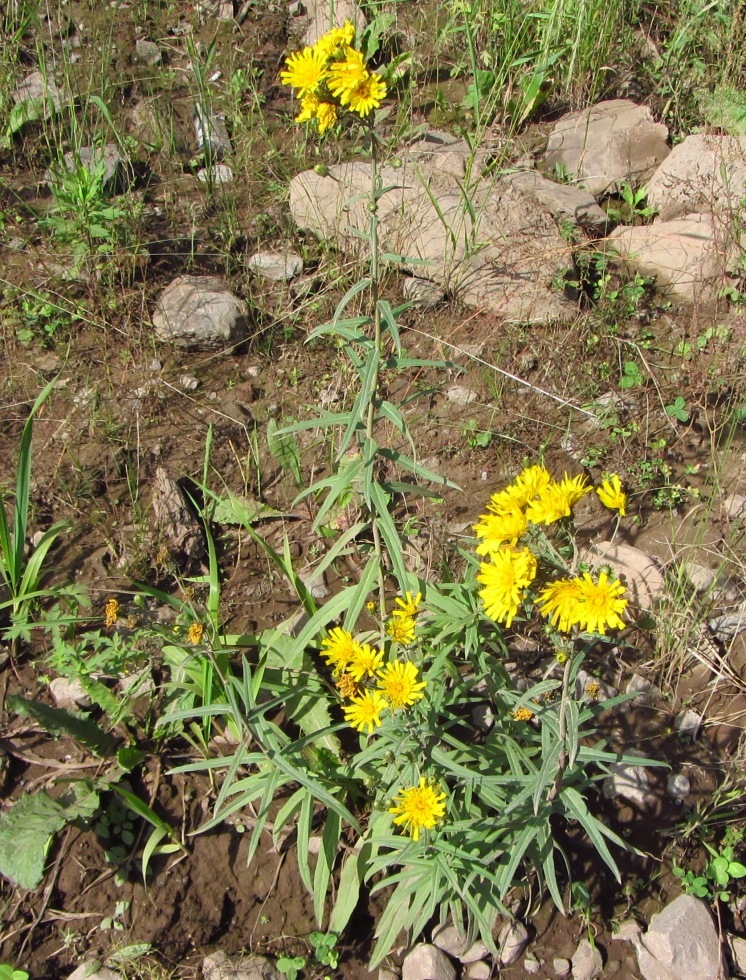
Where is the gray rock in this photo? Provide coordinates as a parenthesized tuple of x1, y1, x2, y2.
(544, 99, 670, 198)
(68, 965, 121, 980)
(626, 673, 661, 705)
(505, 169, 609, 233)
(48, 143, 126, 190)
(403, 276, 446, 309)
(571, 939, 603, 980)
(576, 669, 617, 702)
(464, 962, 491, 980)
(722, 493, 746, 521)
(151, 467, 205, 560)
(297, 567, 330, 600)
(12, 70, 66, 124)
(288, 0, 305, 15)
(248, 250, 304, 281)
(524, 954, 541, 974)
(118, 669, 155, 697)
(432, 924, 489, 964)
(729, 935, 746, 976)
(675, 709, 702, 739)
(666, 773, 691, 802)
(446, 385, 479, 406)
(301, 0, 366, 46)
(135, 38, 162, 64)
(402, 943, 457, 980)
(633, 895, 725, 980)
(553, 957, 572, 977)
(179, 374, 200, 391)
(471, 704, 495, 732)
(581, 541, 664, 611)
(609, 212, 729, 306)
(378, 971, 399, 980)
(497, 920, 529, 967)
(614, 919, 642, 943)
(203, 951, 282, 980)
(602, 757, 653, 808)
(709, 601, 746, 642)
(50, 676, 92, 709)
(197, 164, 234, 184)
(152, 275, 249, 349)
(646, 134, 746, 221)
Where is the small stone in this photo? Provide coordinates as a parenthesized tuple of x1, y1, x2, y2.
(288, 0, 305, 14)
(602, 756, 653, 808)
(446, 385, 479, 406)
(709, 601, 746, 642)
(576, 669, 617, 702)
(729, 935, 746, 975)
(497, 920, 529, 967)
(148, 358, 163, 373)
(378, 970, 399, 980)
(403, 276, 446, 309)
(666, 773, 691, 802)
(50, 676, 92, 709)
(179, 374, 200, 391)
(401, 943, 457, 980)
(135, 38, 162, 64)
(464, 962, 491, 980)
(248, 250, 304, 282)
(48, 143, 126, 190)
(197, 164, 234, 184)
(68, 964, 121, 980)
(613, 920, 641, 944)
(675, 708, 702, 739)
(553, 957, 571, 977)
(118, 669, 155, 696)
(12, 70, 67, 124)
(152, 275, 248, 350)
(523, 953, 541, 974)
(471, 704, 494, 732)
(297, 568, 330, 600)
(571, 938, 603, 980)
(432, 924, 489, 963)
(625, 674, 660, 705)
(722, 493, 746, 521)
(202, 950, 282, 979)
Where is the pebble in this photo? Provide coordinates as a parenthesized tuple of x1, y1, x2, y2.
(464, 962, 491, 980)
(179, 374, 200, 391)
(552, 956, 571, 976)
(50, 676, 92, 709)
(135, 38, 162, 64)
(432, 924, 488, 962)
(613, 919, 641, 943)
(403, 276, 446, 309)
(666, 773, 691, 801)
(709, 601, 746, 642)
(722, 493, 746, 521)
(675, 708, 702, 739)
(197, 164, 234, 184)
(625, 673, 660, 705)
(248, 250, 304, 281)
(446, 385, 479, 405)
(571, 937, 603, 980)
(602, 757, 654, 808)
(523, 953, 541, 973)
(497, 920, 529, 966)
(401, 943, 457, 980)
(471, 704, 494, 732)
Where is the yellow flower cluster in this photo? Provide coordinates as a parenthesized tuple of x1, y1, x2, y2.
(474, 465, 630, 635)
(320, 625, 426, 734)
(385, 590, 422, 646)
(389, 777, 446, 841)
(104, 597, 119, 627)
(280, 21, 387, 134)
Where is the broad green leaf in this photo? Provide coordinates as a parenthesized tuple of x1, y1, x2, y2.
(0, 792, 66, 889)
(211, 490, 286, 526)
(6, 695, 116, 756)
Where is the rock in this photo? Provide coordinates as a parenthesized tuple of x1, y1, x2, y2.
(197, 164, 234, 184)
(576, 669, 617, 702)
(626, 673, 661, 705)
(300, 0, 366, 47)
(505, 169, 609, 234)
(401, 943, 457, 980)
(50, 676, 92, 709)
(633, 894, 725, 980)
(602, 756, 654, 808)
(571, 938, 603, 980)
(378, 971, 399, 980)
(12, 70, 67, 125)
(553, 956, 572, 976)
(709, 601, 746, 642)
(646, 134, 746, 221)
(151, 467, 205, 560)
(497, 920, 529, 967)
(403, 276, 446, 309)
(544, 99, 670, 198)
(582, 541, 664, 611)
(127, 99, 161, 148)
(675, 709, 702, 739)
(47, 143, 127, 190)
(666, 773, 691, 802)
(179, 374, 200, 391)
(288, 0, 305, 15)
(297, 567, 330, 600)
(722, 493, 746, 521)
(614, 920, 642, 944)
(431, 924, 488, 963)
(135, 38, 162, 64)
(523, 954, 541, 974)
(289, 143, 578, 325)
(68, 964, 121, 980)
(118, 669, 155, 697)
(247, 250, 304, 281)
(203, 951, 282, 980)
(471, 704, 495, 732)
(152, 275, 249, 349)
(464, 962, 491, 980)
(609, 212, 729, 306)
(729, 935, 746, 975)
(446, 385, 479, 405)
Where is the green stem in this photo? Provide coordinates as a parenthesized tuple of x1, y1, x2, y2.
(547, 655, 573, 803)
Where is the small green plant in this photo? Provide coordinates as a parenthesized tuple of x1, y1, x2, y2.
(309, 931, 339, 970)
(276, 955, 307, 980)
(0, 965, 29, 980)
(462, 419, 493, 450)
(99, 899, 131, 933)
(605, 183, 657, 224)
(673, 834, 746, 904)
(665, 396, 690, 423)
(619, 361, 644, 389)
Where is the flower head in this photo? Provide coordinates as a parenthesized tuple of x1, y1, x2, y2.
(512, 706, 534, 722)
(386, 615, 416, 646)
(477, 546, 537, 627)
(295, 93, 338, 133)
(572, 571, 628, 635)
(104, 598, 119, 627)
(389, 778, 446, 841)
(187, 622, 204, 645)
(536, 577, 583, 633)
(326, 47, 368, 100)
(345, 72, 387, 116)
(393, 591, 422, 618)
(596, 475, 627, 517)
(525, 473, 589, 526)
(344, 689, 388, 734)
(473, 505, 527, 555)
(314, 20, 356, 57)
(347, 642, 385, 681)
(377, 661, 426, 709)
(504, 465, 552, 509)
(280, 46, 328, 96)
(321, 627, 360, 673)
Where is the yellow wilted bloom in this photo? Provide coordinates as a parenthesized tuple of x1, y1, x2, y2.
(377, 661, 426, 709)
(335, 672, 360, 698)
(513, 706, 534, 722)
(187, 622, 204, 645)
(104, 598, 119, 627)
(389, 778, 446, 841)
(344, 689, 388, 734)
(596, 474, 627, 516)
(295, 93, 338, 134)
(477, 546, 537, 627)
(280, 46, 328, 96)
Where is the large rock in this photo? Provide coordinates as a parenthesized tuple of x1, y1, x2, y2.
(633, 895, 725, 980)
(289, 133, 577, 324)
(544, 100, 670, 197)
(609, 213, 730, 306)
(647, 134, 746, 221)
(505, 170, 609, 234)
(152, 276, 249, 349)
(581, 541, 664, 610)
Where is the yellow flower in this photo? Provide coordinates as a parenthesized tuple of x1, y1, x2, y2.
(326, 47, 367, 100)
(596, 475, 627, 517)
(572, 571, 628, 635)
(512, 706, 534, 722)
(557, 472, 591, 508)
(477, 546, 537, 627)
(584, 680, 601, 700)
(347, 642, 385, 681)
(377, 661, 426, 709)
(187, 622, 204, 645)
(504, 465, 552, 509)
(336, 672, 360, 698)
(389, 778, 446, 841)
(280, 46, 328, 96)
(314, 20, 355, 57)
(345, 72, 387, 116)
(525, 473, 589, 526)
(366, 600, 377, 611)
(295, 93, 338, 133)
(393, 591, 422, 618)
(316, 100, 338, 133)
(321, 627, 360, 673)
(536, 577, 583, 632)
(344, 689, 388, 734)
(386, 615, 416, 646)
(104, 598, 119, 627)
(473, 505, 528, 555)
